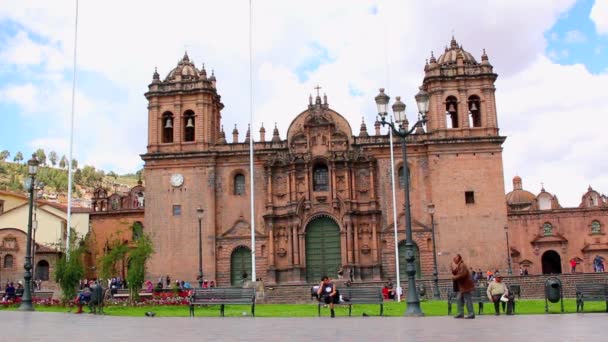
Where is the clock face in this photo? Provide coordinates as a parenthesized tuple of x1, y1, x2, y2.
(170, 173, 184, 187)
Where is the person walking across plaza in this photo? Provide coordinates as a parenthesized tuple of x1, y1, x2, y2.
(451, 254, 475, 319)
(486, 274, 508, 315)
(317, 276, 339, 318)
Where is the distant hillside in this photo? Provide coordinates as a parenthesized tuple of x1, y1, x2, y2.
(0, 159, 142, 203)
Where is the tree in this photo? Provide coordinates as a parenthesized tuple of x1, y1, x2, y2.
(0, 150, 10, 162)
(59, 155, 67, 169)
(13, 151, 23, 164)
(49, 151, 58, 167)
(99, 238, 129, 281)
(35, 148, 46, 165)
(71, 158, 78, 170)
(126, 233, 153, 301)
(54, 230, 86, 302)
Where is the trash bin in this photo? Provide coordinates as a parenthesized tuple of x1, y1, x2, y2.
(546, 278, 561, 303)
(544, 277, 564, 313)
(417, 284, 426, 297)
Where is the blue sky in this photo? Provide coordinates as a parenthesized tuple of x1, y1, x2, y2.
(545, 0, 607, 73)
(0, 0, 607, 206)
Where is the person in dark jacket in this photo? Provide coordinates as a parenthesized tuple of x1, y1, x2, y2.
(451, 254, 475, 319)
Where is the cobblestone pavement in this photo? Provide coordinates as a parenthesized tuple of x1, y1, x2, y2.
(1, 311, 606, 342)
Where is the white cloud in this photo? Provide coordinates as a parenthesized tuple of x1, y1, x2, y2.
(5, 0, 607, 206)
(563, 29, 587, 43)
(499, 56, 608, 206)
(590, 0, 608, 35)
(0, 83, 39, 112)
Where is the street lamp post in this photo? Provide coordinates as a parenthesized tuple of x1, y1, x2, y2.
(197, 207, 204, 288)
(376, 87, 429, 317)
(505, 225, 513, 275)
(428, 203, 441, 300)
(19, 154, 39, 311)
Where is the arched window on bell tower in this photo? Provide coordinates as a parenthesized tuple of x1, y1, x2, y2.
(162, 112, 174, 143)
(445, 96, 459, 128)
(468, 95, 482, 127)
(184, 110, 195, 142)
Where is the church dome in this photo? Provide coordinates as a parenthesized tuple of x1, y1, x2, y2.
(164, 52, 200, 81)
(506, 176, 535, 208)
(436, 36, 478, 66)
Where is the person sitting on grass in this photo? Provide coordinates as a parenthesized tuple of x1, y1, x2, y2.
(317, 276, 339, 318)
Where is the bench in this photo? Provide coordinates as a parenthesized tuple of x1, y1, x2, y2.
(447, 287, 490, 315)
(113, 288, 153, 299)
(189, 288, 256, 317)
(576, 283, 608, 313)
(33, 291, 54, 300)
(316, 287, 384, 317)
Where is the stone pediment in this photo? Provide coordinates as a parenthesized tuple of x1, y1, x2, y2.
(582, 243, 608, 252)
(221, 219, 264, 238)
(531, 234, 567, 244)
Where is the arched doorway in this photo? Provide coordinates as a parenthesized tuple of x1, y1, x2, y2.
(541, 250, 562, 274)
(35, 260, 50, 281)
(398, 241, 421, 279)
(305, 216, 341, 283)
(231, 246, 252, 286)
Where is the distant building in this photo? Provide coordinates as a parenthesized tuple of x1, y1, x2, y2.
(507, 176, 608, 274)
(87, 182, 145, 279)
(0, 190, 89, 288)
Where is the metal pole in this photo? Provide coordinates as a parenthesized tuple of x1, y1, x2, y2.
(19, 173, 36, 311)
(198, 216, 203, 288)
(400, 135, 423, 316)
(66, 0, 79, 256)
(505, 226, 512, 275)
(431, 212, 440, 300)
(388, 118, 401, 302)
(248, 0, 256, 283)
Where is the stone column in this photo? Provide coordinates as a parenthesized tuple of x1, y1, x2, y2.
(371, 220, 379, 263)
(459, 90, 469, 128)
(354, 223, 360, 264)
(268, 227, 275, 267)
(266, 167, 272, 206)
(292, 224, 300, 265)
(369, 161, 376, 201)
(299, 232, 306, 268)
(346, 221, 352, 264)
(340, 230, 347, 266)
(288, 224, 294, 266)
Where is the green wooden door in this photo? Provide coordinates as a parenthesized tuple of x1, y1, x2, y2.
(398, 241, 421, 279)
(305, 217, 341, 283)
(230, 246, 252, 286)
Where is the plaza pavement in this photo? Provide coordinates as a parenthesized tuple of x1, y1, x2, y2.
(0, 311, 606, 341)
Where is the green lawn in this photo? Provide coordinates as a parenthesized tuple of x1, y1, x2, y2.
(2, 299, 606, 317)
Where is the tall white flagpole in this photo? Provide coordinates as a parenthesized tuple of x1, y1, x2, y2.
(249, 0, 256, 282)
(66, 0, 79, 256)
(380, 3, 401, 302)
(388, 122, 401, 302)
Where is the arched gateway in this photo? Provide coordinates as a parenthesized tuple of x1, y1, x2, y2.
(305, 216, 341, 283)
(541, 250, 562, 274)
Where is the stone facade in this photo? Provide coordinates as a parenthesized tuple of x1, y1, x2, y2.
(88, 184, 145, 279)
(142, 37, 510, 286)
(0, 228, 60, 289)
(506, 177, 608, 275)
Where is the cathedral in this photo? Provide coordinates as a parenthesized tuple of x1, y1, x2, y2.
(141, 37, 510, 286)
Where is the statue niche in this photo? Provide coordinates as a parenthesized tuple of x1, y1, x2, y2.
(357, 223, 373, 265)
(273, 226, 290, 268)
(273, 174, 288, 199)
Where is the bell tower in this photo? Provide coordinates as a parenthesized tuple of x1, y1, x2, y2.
(422, 37, 498, 137)
(145, 52, 223, 153)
